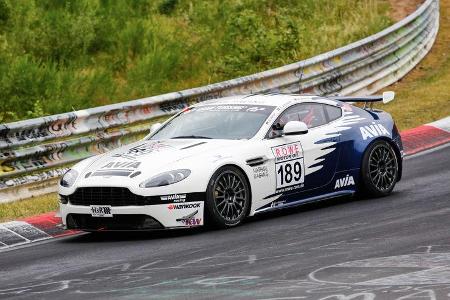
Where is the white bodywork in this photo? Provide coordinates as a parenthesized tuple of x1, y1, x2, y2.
(59, 95, 365, 229)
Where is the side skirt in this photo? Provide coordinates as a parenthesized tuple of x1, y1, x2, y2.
(253, 190, 355, 215)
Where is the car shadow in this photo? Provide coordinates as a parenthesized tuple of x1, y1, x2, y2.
(60, 226, 208, 243)
(246, 191, 401, 225)
(59, 193, 397, 243)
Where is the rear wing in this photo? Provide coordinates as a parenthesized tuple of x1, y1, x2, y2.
(329, 91, 395, 109)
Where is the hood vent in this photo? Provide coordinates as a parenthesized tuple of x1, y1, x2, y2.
(92, 170, 133, 177)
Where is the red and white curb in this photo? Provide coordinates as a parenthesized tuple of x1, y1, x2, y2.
(0, 116, 449, 250)
(0, 212, 78, 250)
(401, 116, 450, 155)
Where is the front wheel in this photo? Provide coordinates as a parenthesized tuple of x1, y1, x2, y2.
(361, 140, 399, 197)
(205, 166, 250, 228)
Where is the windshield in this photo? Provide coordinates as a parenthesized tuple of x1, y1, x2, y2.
(149, 104, 275, 140)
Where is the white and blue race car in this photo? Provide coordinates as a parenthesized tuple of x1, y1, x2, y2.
(59, 93, 403, 231)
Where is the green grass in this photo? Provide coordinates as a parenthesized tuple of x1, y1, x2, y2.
(0, 193, 58, 222)
(0, 0, 391, 123)
(379, 0, 450, 130)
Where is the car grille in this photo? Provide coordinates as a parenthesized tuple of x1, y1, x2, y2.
(66, 214, 163, 230)
(65, 187, 152, 206)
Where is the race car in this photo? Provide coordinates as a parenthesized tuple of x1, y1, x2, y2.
(59, 92, 403, 231)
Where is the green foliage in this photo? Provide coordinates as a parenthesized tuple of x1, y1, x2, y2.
(158, 0, 178, 15)
(0, 0, 10, 24)
(0, 0, 391, 123)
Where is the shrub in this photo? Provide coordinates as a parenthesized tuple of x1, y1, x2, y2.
(0, 0, 391, 123)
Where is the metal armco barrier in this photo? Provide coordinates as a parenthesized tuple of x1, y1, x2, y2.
(0, 0, 440, 203)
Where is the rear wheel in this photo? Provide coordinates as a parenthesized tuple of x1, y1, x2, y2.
(205, 166, 250, 228)
(361, 140, 399, 197)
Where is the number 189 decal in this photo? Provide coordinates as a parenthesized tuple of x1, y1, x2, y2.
(271, 142, 305, 190)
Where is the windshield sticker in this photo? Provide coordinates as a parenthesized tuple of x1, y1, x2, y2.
(195, 105, 273, 115)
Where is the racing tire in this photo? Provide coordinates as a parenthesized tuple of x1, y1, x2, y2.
(205, 166, 250, 228)
(361, 140, 399, 197)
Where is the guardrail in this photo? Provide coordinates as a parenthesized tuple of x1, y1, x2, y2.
(0, 0, 439, 203)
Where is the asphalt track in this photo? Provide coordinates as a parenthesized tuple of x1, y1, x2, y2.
(0, 145, 449, 300)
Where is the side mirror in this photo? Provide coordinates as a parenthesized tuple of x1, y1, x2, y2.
(150, 122, 162, 134)
(283, 121, 308, 135)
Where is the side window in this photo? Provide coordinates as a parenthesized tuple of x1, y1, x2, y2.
(298, 103, 327, 128)
(267, 103, 327, 138)
(324, 105, 342, 122)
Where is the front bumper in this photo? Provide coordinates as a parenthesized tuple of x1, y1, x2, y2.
(60, 193, 206, 231)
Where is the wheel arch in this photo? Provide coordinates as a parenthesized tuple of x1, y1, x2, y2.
(362, 137, 403, 182)
(211, 163, 253, 217)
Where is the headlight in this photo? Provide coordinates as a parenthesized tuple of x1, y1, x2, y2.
(139, 169, 191, 188)
(60, 169, 79, 187)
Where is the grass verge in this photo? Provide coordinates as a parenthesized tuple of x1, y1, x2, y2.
(0, 193, 58, 223)
(379, 0, 450, 130)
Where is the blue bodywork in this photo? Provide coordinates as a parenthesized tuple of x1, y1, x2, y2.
(255, 102, 403, 214)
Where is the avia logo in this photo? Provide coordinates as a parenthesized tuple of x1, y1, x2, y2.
(101, 161, 141, 169)
(335, 174, 355, 189)
(359, 123, 390, 140)
(168, 203, 201, 210)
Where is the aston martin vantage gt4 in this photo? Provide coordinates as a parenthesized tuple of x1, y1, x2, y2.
(59, 92, 403, 230)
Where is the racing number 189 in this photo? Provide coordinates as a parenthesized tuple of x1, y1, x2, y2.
(276, 160, 302, 187)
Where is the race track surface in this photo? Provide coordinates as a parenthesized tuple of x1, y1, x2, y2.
(1, 145, 449, 300)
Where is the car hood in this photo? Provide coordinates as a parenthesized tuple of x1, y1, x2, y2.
(78, 139, 245, 181)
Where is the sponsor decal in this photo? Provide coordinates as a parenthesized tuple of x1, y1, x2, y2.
(360, 123, 390, 140)
(179, 218, 202, 226)
(253, 166, 269, 179)
(176, 210, 202, 226)
(272, 142, 303, 163)
(160, 194, 186, 203)
(101, 161, 141, 169)
(113, 142, 172, 158)
(90, 205, 113, 217)
(334, 174, 355, 189)
(168, 203, 201, 210)
(270, 200, 285, 208)
(275, 184, 303, 194)
(271, 142, 305, 190)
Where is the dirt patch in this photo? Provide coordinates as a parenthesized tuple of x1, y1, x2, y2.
(388, 0, 425, 21)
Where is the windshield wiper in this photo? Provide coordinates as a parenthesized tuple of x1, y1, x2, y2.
(171, 135, 212, 139)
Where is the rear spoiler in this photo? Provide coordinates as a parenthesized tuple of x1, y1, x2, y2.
(329, 91, 395, 109)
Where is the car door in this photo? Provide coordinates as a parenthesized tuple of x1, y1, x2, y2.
(264, 103, 342, 201)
